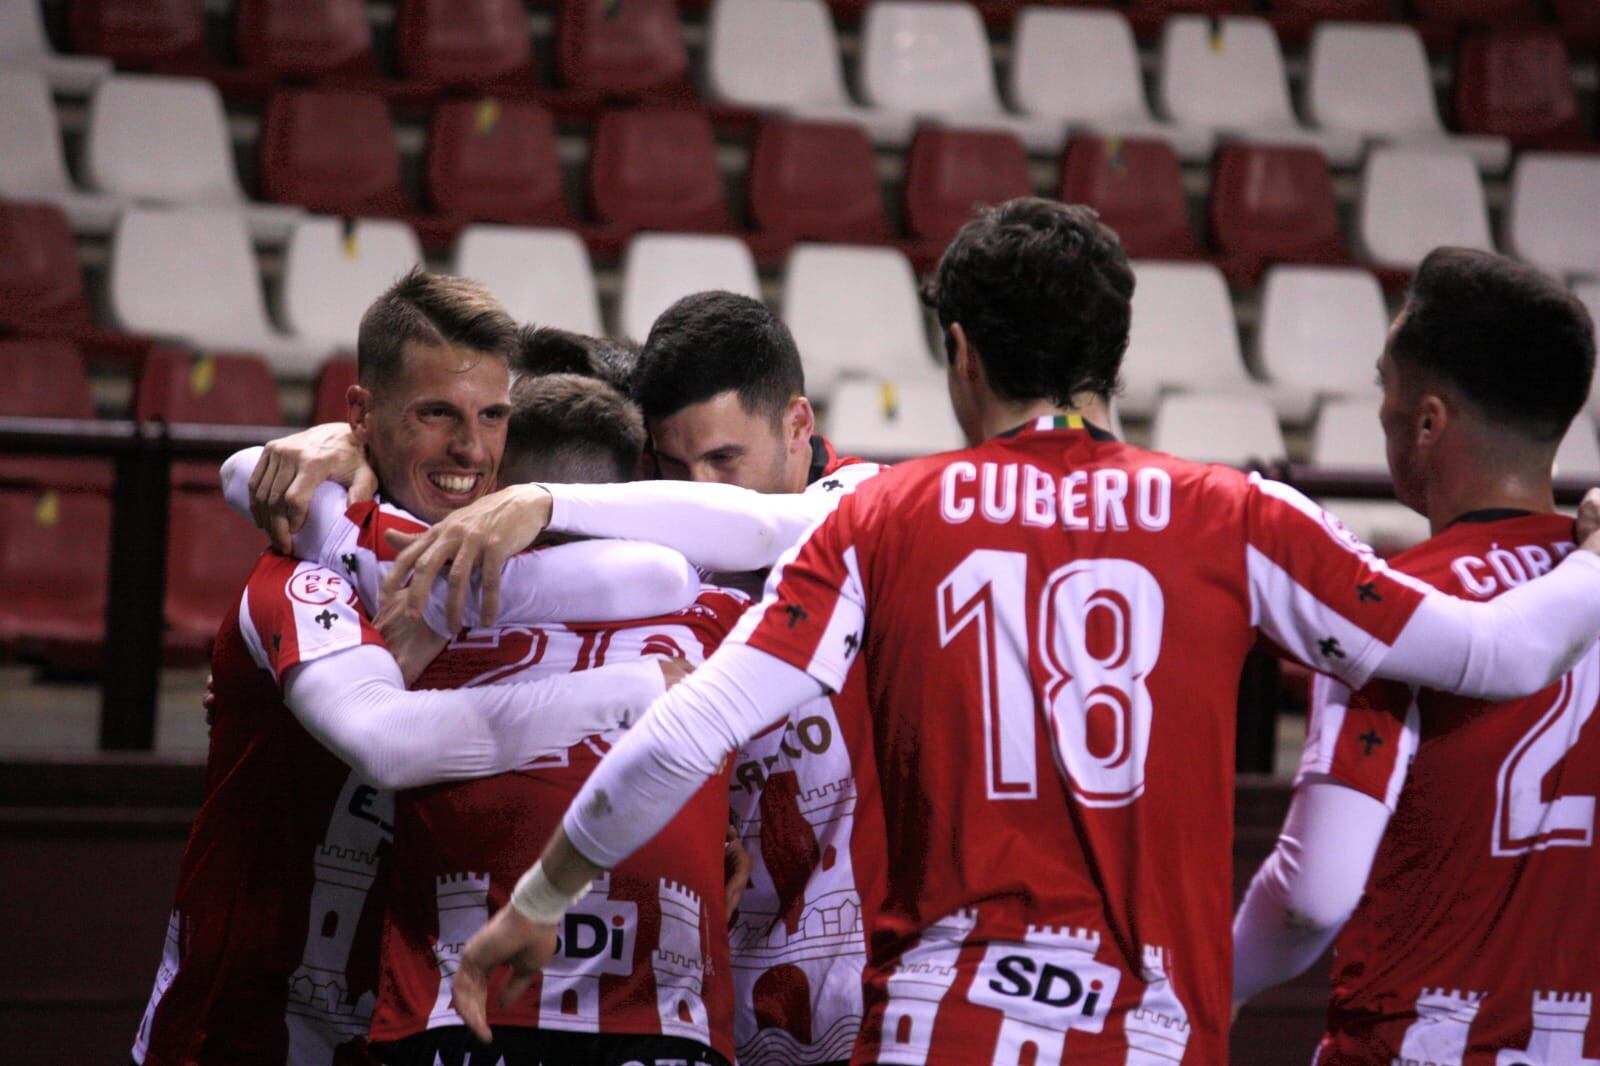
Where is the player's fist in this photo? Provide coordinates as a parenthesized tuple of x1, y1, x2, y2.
(374, 596, 448, 687)
(451, 904, 559, 1043)
(1578, 489, 1600, 552)
(248, 423, 373, 553)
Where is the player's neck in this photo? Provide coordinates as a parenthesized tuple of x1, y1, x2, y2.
(1426, 461, 1556, 535)
(978, 394, 1113, 442)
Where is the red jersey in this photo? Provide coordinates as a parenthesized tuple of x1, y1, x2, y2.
(369, 588, 750, 1062)
(134, 554, 390, 1066)
(731, 416, 1431, 1064)
(1301, 511, 1600, 1065)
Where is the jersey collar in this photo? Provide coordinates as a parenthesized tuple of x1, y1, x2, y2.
(1445, 507, 1540, 528)
(997, 414, 1118, 442)
(807, 434, 836, 484)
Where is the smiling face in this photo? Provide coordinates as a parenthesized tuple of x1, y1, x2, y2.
(648, 389, 813, 494)
(349, 340, 511, 523)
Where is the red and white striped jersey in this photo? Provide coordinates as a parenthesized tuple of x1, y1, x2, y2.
(730, 416, 1430, 1065)
(134, 553, 391, 1066)
(1301, 511, 1600, 1065)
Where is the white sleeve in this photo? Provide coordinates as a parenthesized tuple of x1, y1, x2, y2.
(282, 645, 667, 790)
(220, 446, 358, 572)
(561, 643, 825, 868)
(1231, 779, 1391, 1002)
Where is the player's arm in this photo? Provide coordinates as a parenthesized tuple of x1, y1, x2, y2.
(241, 423, 374, 553)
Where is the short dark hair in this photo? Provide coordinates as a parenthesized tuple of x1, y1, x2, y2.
(631, 291, 805, 422)
(502, 373, 646, 484)
(517, 325, 639, 394)
(1391, 248, 1595, 442)
(921, 197, 1135, 404)
(357, 269, 518, 396)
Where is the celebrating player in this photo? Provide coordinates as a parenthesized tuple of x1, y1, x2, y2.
(1232, 249, 1600, 1063)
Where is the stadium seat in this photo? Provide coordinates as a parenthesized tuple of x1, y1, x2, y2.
(164, 490, 266, 657)
(1155, 16, 1363, 166)
(135, 347, 285, 488)
(395, 0, 535, 88)
(0, 486, 111, 658)
(0, 0, 111, 92)
(69, 0, 209, 69)
(1150, 392, 1287, 466)
(1264, 0, 1393, 46)
(1254, 266, 1387, 399)
(1555, 0, 1600, 50)
(589, 109, 729, 233)
(1208, 144, 1348, 287)
(260, 89, 408, 218)
(617, 232, 760, 341)
(903, 127, 1031, 246)
(1306, 24, 1512, 174)
(1506, 154, 1600, 280)
(1356, 148, 1493, 270)
(857, 0, 1063, 152)
(1008, 9, 1214, 163)
(108, 207, 316, 373)
(235, 0, 377, 79)
(746, 120, 891, 245)
(556, 0, 691, 96)
(426, 99, 568, 226)
(1455, 29, 1591, 150)
(311, 355, 358, 424)
(823, 375, 965, 457)
(1580, 281, 1600, 419)
(0, 200, 94, 330)
(280, 216, 423, 356)
(1310, 394, 1430, 550)
(1556, 413, 1600, 480)
(0, 338, 111, 493)
(1412, 0, 1541, 26)
(782, 243, 936, 396)
(1058, 138, 1199, 261)
(0, 70, 122, 234)
(84, 75, 303, 243)
(452, 224, 604, 336)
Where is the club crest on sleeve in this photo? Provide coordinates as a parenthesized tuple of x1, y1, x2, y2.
(313, 610, 337, 631)
(287, 569, 355, 607)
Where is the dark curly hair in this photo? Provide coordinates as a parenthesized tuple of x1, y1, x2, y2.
(503, 373, 645, 484)
(633, 291, 805, 423)
(516, 325, 639, 394)
(921, 198, 1135, 404)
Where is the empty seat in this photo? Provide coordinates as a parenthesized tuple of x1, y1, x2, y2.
(426, 99, 568, 226)
(0, 338, 110, 492)
(0, 200, 94, 329)
(452, 224, 604, 336)
(235, 0, 377, 79)
(1311, 394, 1430, 550)
(1412, 0, 1540, 25)
(823, 375, 965, 456)
(1156, 16, 1363, 166)
(1058, 138, 1198, 260)
(109, 207, 315, 372)
(1506, 154, 1600, 280)
(1556, 413, 1600, 480)
(164, 490, 266, 655)
(1357, 148, 1493, 269)
(69, 0, 208, 68)
(746, 120, 891, 245)
(556, 0, 690, 95)
(1208, 144, 1348, 285)
(311, 356, 359, 424)
(1009, 8, 1214, 163)
(1308, 24, 1513, 174)
(0, 486, 110, 657)
(395, 0, 534, 88)
(0, 70, 122, 234)
(260, 89, 407, 217)
(1265, 0, 1392, 37)
(280, 216, 423, 355)
(1456, 29, 1590, 150)
(1150, 392, 1287, 465)
(0, 0, 110, 92)
(1254, 266, 1388, 398)
(85, 75, 303, 242)
(136, 348, 285, 487)
(1555, 0, 1600, 50)
(782, 244, 935, 395)
(617, 232, 761, 341)
(589, 109, 729, 233)
(903, 128, 1032, 242)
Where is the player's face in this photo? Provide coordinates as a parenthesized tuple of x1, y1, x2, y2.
(1377, 343, 1429, 514)
(650, 390, 809, 494)
(351, 341, 511, 523)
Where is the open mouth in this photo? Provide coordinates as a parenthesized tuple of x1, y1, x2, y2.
(426, 471, 482, 497)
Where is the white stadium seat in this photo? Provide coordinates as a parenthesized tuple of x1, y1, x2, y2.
(782, 244, 936, 397)
(1307, 23, 1510, 174)
(1151, 392, 1287, 466)
(1255, 266, 1388, 399)
(280, 216, 423, 355)
(1155, 16, 1363, 166)
(1507, 154, 1600, 281)
(1556, 413, 1600, 480)
(0, 68, 122, 233)
(823, 374, 966, 456)
(0, 0, 110, 94)
(618, 233, 762, 342)
(109, 207, 317, 374)
(1357, 148, 1493, 269)
(84, 74, 303, 243)
(1310, 394, 1430, 550)
(452, 225, 603, 337)
(1009, 8, 1214, 162)
(1577, 282, 1600, 420)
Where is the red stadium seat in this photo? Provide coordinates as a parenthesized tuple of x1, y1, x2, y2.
(260, 89, 408, 216)
(235, 0, 378, 79)
(589, 109, 729, 233)
(1554, 0, 1600, 49)
(164, 491, 265, 657)
(1124, 0, 1254, 36)
(1058, 137, 1199, 260)
(1208, 144, 1348, 287)
(311, 357, 358, 424)
(426, 99, 569, 225)
(746, 120, 891, 245)
(69, 0, 209, 68)
(395, 0, 535, 89)
(555, 0, 692, 96)
(1455, 29, 1592, 149)
(135, 348, 285, 488)
(0, 201, 93, 331)
(904, 127, 1032, 242)
(0, 339, 111, 493)
(0, 487, 111, 661)
(1264, 0, 1394, 46)
(1411, 0, 1541, 25)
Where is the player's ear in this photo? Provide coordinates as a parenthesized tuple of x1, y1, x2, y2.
(785, 395, 816, 452)
(347, 385, 374, 444)
(950, 323, 981, 383)
(1417, 394, 1448, 446)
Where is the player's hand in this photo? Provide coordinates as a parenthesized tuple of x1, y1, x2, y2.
(724, 823, 752, 917)
(202, 672, 217, 728)
(248, 423, 376, 554)
(375, 596, 448, 687)
(382, 484, 555, 632)
(659, 656, 694, 690)
(1577, 489, 1600, 551)
(451, 904, 559, 1044)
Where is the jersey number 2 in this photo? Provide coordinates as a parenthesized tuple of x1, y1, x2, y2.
(938, 551, 1164, 808)
(1492, 653, 1599, 856)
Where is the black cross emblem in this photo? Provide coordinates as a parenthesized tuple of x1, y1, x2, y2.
(314, 610, 337, 630)
(341, 552, 359, 574)
(272, 633, 282, 652)
(1318, 636, 1346, 660)
(784, 604, 809, 629)
(1356, 582, 1382, 603)
(844, 632, 860, 656)
(1359, 729, 1384, 756)
(822, 479, 843, 491)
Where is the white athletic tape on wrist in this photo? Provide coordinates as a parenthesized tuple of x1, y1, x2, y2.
(510, 861, 590, 924)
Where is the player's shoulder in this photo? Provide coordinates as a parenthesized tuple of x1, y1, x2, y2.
(806, 457, 886, 497)
(1390, 512, 1577, 595)
(347, 498, 430, 559)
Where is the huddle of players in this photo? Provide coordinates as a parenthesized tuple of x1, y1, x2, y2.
(132, 195, 1600, 1066)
